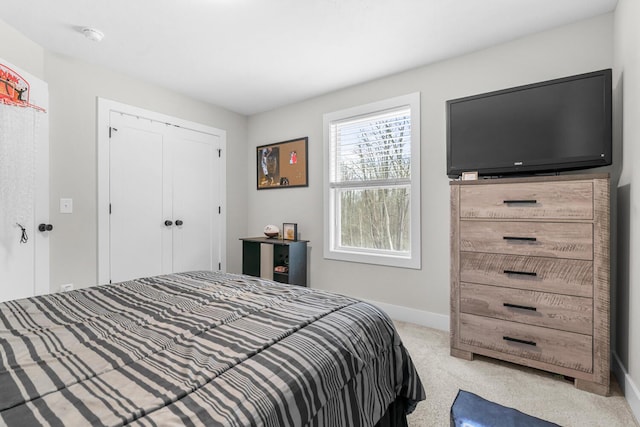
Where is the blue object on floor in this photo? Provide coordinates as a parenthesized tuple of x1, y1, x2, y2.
(450, 390, 560, 427)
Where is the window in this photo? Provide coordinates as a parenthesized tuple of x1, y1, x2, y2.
(323, 93, 421, 269)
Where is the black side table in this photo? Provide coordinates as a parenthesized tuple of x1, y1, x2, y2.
(240, 237, 309, 286)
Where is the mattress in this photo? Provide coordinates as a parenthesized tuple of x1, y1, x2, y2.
(0, 271, 424, 426)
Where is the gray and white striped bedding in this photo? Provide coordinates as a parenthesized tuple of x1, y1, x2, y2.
(0, 271, 424, 426)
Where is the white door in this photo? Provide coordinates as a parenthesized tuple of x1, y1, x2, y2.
(0, 60, 49, 303)
(168, 127, 219, 272)
(108, 113, 220, 283)
(109, 114, 165, 282)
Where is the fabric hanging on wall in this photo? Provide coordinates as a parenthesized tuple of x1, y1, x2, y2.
(0, 105, 42, 233)
(0, 60, 47, 246)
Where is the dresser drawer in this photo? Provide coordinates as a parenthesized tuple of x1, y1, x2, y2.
(460, 282, 593, 335)
(459, 252, 593, 297)
(460, 181, 593, 220)
(459, 313, 592, 373)
(460, 221, 593, 260)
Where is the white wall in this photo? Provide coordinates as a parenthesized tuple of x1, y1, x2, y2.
(0, 18, 249, 290)
(614, 0, 640, 419)
(0, 18, 44, 79)
(247, 14, 614, 319)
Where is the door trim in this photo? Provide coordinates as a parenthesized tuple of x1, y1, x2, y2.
(97, 98, 227, 285)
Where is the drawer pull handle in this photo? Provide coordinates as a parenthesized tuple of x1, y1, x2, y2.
(503, 303, 537, 311)
(503, 236, 537, 242)
(503, 199, 537, 204)
(503, 336, 537, 346)
(503, 269, 537, 277)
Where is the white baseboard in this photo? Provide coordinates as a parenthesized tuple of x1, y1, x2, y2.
(613, 352, 640, 424)
(362, 299, 450, 332)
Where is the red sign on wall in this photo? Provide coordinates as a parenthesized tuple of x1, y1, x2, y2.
(0, 63, 45, 112)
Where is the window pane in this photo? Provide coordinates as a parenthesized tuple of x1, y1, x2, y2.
(332, 108, 411, 183)
(339, 186, 410, 253)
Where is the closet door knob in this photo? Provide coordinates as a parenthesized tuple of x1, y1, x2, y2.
(175, 220, 183, 226)
(38, 223, 54, 232)
(164, 220, 173, 227)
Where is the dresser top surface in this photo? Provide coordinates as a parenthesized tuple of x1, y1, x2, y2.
(450, 173, 609, 186)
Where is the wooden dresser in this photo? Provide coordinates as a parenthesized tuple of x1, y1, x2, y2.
(450, 174, 610, 395)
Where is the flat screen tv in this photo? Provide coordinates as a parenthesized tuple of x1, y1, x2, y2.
(446, 69, 612, 178)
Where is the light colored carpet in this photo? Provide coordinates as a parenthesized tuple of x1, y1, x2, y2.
(394, 320, 639, 427)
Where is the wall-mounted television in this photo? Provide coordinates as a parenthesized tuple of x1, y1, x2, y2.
(446, 69, 612, 178)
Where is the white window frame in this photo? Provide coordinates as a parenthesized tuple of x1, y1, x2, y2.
(323, 92, 421, 269)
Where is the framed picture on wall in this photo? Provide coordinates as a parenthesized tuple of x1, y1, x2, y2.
(257, 137, 308, 189)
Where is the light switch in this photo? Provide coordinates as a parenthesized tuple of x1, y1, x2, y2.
(60, 198, 73, 214)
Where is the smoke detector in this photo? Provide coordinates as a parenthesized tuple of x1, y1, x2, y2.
(81, 27, 105, 42)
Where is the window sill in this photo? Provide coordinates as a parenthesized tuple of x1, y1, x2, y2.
(324, 248, 420, 270)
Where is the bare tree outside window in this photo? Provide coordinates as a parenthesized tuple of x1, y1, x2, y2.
(336, 114, 411, 253)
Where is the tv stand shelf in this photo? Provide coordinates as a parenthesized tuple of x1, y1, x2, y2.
(240, 237, 308, 286)
(450, 173, 610, 395)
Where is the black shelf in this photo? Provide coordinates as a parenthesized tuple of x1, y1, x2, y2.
(240, 237, 308, 286)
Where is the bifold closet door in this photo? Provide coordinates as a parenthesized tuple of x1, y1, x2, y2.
(109, 115, 165, 283)
(167, 127, 219, 273)
(109, 113, 220, 283)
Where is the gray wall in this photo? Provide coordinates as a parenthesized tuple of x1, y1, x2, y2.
(614, 0, 640, 418)
(0, 18, 249, 289)
(247, 15, 614, 317)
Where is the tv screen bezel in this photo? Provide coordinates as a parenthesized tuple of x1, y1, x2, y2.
(446, 69, 612, 179)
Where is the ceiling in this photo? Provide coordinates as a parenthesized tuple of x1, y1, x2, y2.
(1, 0, 618, 115)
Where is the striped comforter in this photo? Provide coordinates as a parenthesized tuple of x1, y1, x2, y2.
(0, 271, 424, 426)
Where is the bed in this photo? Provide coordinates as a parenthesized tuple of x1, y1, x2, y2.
(0, 271, 425, 426)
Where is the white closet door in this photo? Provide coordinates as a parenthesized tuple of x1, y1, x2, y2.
(169, 128, 219, 273)
(109, 114, 165, 282)
(108, 113, 221, 283)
